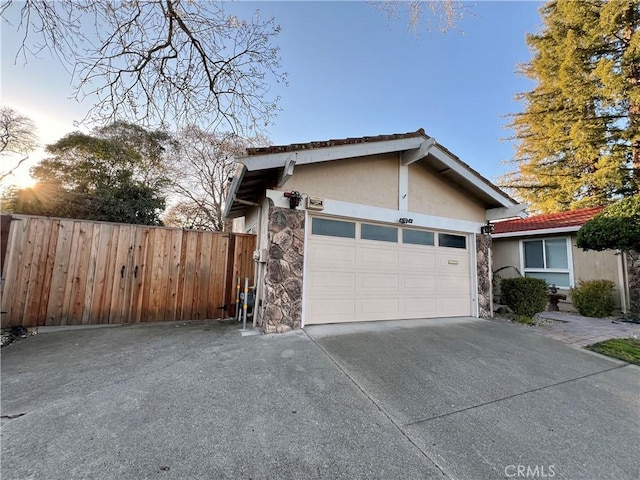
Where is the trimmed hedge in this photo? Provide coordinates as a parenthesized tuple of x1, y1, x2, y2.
(571, 279, 616, 318)
(501, 277, 548, 317)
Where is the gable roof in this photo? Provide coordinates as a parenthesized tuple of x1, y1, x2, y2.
(492, 206, 604, 237)
(224, 128, 519, 218)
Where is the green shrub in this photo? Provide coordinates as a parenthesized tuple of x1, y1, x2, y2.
(571, 280, 616, 317)
(501, 277, 548, 317)
(577, 195, 640, 252)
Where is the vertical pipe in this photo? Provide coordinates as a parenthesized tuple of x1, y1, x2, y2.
(235, 276, 241, 321)
(242, 276, 249, 330)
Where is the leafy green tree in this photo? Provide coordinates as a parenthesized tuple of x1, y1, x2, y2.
(577, 195, 640, 251)
(503, 0, 640, 213)
(2, 122, 170, 225)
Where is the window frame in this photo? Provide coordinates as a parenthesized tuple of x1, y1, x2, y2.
(519, 236, 574, 288)
(360, 222, 398, 243)
(438, 233, 467, 250)
(311, 217, 356, 239)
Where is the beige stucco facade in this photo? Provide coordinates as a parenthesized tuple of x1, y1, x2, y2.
(408, 163, 486, 222)
(282, 153, 400, 210)
(272, 153, 488, 223)
(492, 234, 625, 311)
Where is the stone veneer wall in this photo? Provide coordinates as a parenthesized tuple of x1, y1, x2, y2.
(262, 202, 305, 333)
(626, 249, 640, 316)
(476, 233, 493, 318)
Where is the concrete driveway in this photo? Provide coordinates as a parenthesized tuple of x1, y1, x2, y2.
(1, 318, 638, 479)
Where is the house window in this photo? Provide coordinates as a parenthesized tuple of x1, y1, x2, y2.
(361, 223, 398, 243)
(521, 237, 572, 288)
(438, 233, 467, 249)
(402, 229, 434, 246)
(312, 218, 356, 239)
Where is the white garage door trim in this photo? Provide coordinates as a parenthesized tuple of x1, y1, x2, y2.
(303, 214, 473, 325)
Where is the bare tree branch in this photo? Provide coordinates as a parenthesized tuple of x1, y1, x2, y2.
(1, 1, 287, 134)
(371, 0, 468, 34)
(0, 106, 39, 182)
(164, 126, 266, 231)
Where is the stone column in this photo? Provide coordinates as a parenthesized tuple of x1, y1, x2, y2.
(476, 233, 493, 318)
(262, 201, 305, 333)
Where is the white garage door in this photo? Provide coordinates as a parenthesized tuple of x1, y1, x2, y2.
(305, 216, 472, 325)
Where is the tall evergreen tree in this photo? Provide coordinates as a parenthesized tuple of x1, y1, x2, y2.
(503, 0, 640, 213)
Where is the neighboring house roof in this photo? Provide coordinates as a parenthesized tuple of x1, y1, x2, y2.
(492, 206, 604, 238)
(224, 128, 519, 218)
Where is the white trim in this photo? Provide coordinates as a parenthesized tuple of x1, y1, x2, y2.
(223, 164, 247, 218)
(519, 236, 574, 288)
(399, 156, 408, 211)
(301, 209, 310, 328)
(430, 145, 516, 207)
(618, 252, 628, 313)
(492, 226, 581, 239)
(240, 137, 425, 171)
(402, 138, 436, 166)
(265, 189, 484, 233)
(470, 234, 479, 317)
(322, 199, 483, 234)
(266, 189, 292, 208)
(277, 157, 295, 187)
(486, 204, 527, 221)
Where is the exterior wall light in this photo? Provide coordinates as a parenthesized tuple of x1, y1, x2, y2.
(283, 191, 302, 209)
(481, 221, 494, 234)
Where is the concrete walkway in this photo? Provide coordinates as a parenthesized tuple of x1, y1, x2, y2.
(502, 311, 640, 348)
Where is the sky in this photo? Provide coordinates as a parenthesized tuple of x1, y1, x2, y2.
(0, 1, 543, 189)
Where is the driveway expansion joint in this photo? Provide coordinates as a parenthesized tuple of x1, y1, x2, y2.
(403, 363, 630, 428)
(304, 330, 454, 480)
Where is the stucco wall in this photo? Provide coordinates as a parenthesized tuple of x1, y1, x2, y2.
(492, 238, 521, 278)
(282, 154, 399, 210)
(407, 163, 486, 222)
(571, 238, 620, 286)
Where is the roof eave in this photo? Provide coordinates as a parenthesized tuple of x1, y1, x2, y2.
(492, 226, 582, 238)
(238, 136, 426, 171)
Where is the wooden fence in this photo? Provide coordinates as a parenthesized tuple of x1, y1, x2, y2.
(0, 214, 255, 328)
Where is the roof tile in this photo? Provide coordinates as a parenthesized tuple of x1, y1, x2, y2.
(245, 129, 428, 156)
(493, 206, 604, 234)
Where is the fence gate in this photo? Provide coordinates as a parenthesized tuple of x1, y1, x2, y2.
(0, 215, 255, 328)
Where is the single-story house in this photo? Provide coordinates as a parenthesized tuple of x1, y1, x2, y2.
(224, 129, 524, 332)
(492, 207, 632, 313)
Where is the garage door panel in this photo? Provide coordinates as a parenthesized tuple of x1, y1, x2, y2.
(358, 246, 398, 269)
(400, 297, 438, 318)
(308, 272, 356, 294)
(437, 296, 472, 316)
(358, 272, 399, 294)
(399, 250, 436, 271)
(308, 242, 356, 268)
(358, 297, 400, 318)
(437, 275, 470, 293)
(437, 253, 469, 269)
(306, 297, 356, 325)
(401, 274, 436, 293)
